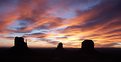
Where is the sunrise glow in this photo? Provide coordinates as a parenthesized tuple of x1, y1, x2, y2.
(0, 0, 121, 48)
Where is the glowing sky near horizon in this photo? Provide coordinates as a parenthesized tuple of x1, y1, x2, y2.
(0, 0, 121, 48)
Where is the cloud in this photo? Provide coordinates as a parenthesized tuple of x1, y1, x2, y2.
(0, 0, 121, 48)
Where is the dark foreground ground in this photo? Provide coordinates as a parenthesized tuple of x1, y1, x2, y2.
(0, 48, 121, 62)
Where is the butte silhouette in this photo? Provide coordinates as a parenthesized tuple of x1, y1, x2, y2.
(10, 37, 29, 54)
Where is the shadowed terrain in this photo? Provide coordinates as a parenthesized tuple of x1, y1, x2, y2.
(0, 38, 121, 62)
(0, 48, 121, 62)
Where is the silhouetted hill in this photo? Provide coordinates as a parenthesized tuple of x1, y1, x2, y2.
(0, 38, 120, 62)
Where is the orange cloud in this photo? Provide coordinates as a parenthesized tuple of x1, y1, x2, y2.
(0, 0, 121, 48)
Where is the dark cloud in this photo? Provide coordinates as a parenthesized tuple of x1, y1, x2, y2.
(0, 0, 121, 48)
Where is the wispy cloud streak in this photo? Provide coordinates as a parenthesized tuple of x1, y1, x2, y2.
(0, 0, 121, 48)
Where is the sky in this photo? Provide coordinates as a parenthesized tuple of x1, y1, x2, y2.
(0, 0, 121, 48)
